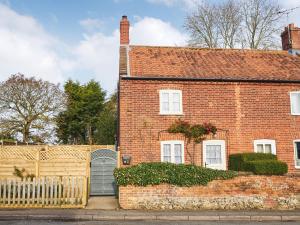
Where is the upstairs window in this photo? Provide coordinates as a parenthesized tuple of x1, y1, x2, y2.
(254, 139, 276, 155)
(290, 92, 300, 115)
(160, 90, 182, 115)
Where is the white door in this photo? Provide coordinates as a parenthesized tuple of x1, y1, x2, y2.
(203, 140, 226, 170)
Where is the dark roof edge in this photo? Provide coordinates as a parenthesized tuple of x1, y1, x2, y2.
(121, 76, 300, 84)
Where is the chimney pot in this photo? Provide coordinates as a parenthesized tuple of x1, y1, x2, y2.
(120, 15, 130, 45)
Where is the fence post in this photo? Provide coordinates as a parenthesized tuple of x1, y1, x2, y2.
(35, 150, 40, 177)
(117, 146, 121, 168)
(82, 177, 88, 206)
(86, 147, 91, 196)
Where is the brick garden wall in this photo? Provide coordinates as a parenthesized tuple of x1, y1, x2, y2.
(119, 79, 300, 172)
(119, 175, 300, 210)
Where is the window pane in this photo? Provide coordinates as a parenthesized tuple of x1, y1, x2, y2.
(291, 93, 300, 114)
(173, 102, 180, 112)
(163, 144, 171, 162)
(162, 102, 169, 111)
(264, 144, 272, 154)
(296, 142, 300, 160)
(162, 93, 169, 102)
(206, 145, 222, 164)
(173, 93, 180, 102)
(174, 144, 182, 164)
(172, 93, 181, 113)
(296, 142, 300, 167)
(257, 144, 264, 153)
(161, 93, 170, 112)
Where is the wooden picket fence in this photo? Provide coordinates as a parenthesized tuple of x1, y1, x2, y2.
(0, 176, 87, 208)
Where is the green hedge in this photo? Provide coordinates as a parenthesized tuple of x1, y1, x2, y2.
(243, 160, 288, 175)
(114, 162, 238, 187)
(229, 153, 277, 171)
(229, 153, 288, 175)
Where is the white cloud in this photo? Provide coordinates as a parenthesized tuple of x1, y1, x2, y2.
(72, 17, 188, 93)
(0, 3, 187, 93)
(79, 18, 104, 32)
(130, 17, 188, 46)
(72, 31, 120, 93)
(146, 0, 198, 9)
(0, 4, 66, 83)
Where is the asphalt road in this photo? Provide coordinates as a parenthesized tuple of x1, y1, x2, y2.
(0, 220, 299, 225)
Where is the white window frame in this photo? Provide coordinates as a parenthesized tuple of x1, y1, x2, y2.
(203, 140, 226, 170)
(253, 139, 276, 155)
(290, 91, 300, 115)
(293, 140, 300, 169)
(160, 140, 184, 164)
(159, 90, 183, 115)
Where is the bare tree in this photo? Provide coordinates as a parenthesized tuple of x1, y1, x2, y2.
(185, 1, 219, 48)
(185, 0, 283, 49)
(217, 0, 242, 48)
(241, 0, 282, 49)
(0, 74, 65, 143)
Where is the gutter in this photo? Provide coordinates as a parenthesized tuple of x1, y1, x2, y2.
(121, 76, 300, 84)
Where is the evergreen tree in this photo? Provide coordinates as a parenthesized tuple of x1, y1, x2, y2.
(94, 92, 117, 145)
(56, 80, 106, 144)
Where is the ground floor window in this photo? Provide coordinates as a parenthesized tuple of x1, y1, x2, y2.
(254, 139, 276, 154)
(294, 140, 300, 168)
(161, 141, 184, 164)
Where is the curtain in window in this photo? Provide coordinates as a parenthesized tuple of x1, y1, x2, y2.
(291, 93, 300, 114)
(162, 93, 169, 112)
(257, 144, 264, 153)
(264, 144, 272, 154)
(172, 93, 180, 112)
(174, 144, 182, 164)
(206, 145, 222, 164)
(163, 144, 171, 162)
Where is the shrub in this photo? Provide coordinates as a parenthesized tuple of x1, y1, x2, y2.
(229, 153, 288, 175)
(13, 166, 35, 181)
(114, 162, 238, 187)
(243, 160, 288, 175)
(229, 153, 277, 171)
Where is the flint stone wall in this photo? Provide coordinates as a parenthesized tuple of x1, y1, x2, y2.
(119, 175, 300, 210)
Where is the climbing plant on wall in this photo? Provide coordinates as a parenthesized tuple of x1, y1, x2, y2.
(167, 119, 217, 164)
(168, 119, 217, 143)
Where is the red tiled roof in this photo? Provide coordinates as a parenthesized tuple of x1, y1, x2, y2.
(128, 46, 300, 81)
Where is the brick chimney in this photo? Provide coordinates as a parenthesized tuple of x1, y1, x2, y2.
(281, 23, 300, 55)
(120, 15, 130, 45)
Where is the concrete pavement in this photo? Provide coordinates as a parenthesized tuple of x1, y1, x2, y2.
(0, 209, 300, 222)
(1, 221, 300, 225)
(85, 197, 119, 210)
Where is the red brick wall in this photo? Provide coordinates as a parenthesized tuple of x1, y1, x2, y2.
(119, 79, 300, 172)
(119, 175, 300, 210)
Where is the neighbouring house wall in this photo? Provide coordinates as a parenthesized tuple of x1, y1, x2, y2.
(119, 175, 300, 210)
(119, 79, 300, 172)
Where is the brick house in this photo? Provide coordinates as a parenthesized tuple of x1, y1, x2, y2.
(118, 16, 300, 173)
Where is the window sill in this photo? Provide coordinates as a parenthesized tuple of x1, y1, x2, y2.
(159, 113, 184, 116)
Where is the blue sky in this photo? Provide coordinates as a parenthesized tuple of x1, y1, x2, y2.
(0, 0, 299, 94)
